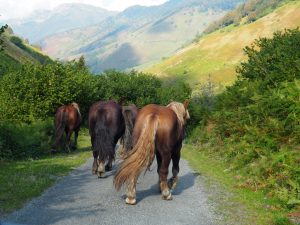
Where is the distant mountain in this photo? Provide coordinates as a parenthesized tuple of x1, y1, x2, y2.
(40, 0, 244, 72)
(146, 0, 300, 86)
(0, 26, 52, 75)
(1, 3, 116, 43)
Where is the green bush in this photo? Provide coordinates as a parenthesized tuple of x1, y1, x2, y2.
(0, 120, 53, 160)
(0, 62, 191, 123)
(190, 29, 300, 208)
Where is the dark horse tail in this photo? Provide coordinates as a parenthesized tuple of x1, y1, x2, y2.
(53, 109, 67, 148)
(94, 110, 114, 162)
(121, 108, 135, 152)
(114, 114, 158, 191)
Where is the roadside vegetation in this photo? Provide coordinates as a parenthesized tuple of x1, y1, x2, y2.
(187, 28, 300, 224)
(0, 132, 91, 216)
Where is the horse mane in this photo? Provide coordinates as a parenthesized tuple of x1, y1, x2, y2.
(167, 102, 189, 137)
(71, 102, 81, 116)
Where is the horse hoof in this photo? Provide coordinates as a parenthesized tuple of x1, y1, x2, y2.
(125, 197, 136, 205)
(98, 172, 105, 178)
(162, 193, 173, 200)
(92, 170, 97, 175)
(162, 189, 172, 200)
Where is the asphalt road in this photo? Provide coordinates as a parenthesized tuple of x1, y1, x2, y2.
(3, 155, 220, 225)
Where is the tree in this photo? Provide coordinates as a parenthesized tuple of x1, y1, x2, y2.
(237, 29, 300, 89)
(0, 24, 8, 51)
(77, 55, 86, 70)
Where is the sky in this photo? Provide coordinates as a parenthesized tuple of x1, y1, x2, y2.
(0, 0, 168, 19)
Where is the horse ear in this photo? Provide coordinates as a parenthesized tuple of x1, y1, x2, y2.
(183, 99, 190, 109)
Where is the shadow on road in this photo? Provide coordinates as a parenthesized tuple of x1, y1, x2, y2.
(134, 172, 196, 204)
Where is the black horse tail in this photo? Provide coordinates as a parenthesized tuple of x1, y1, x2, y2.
(121, 108, 135, 153)
(94, 110, 114, 162)
(53, 109, 67, 149)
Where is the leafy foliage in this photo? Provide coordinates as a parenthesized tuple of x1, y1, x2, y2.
(237, 29, 300, 88)
(0, 59, 191, 159)
(0, 24, 8, 51)
(190, 29, 300, 208)
(0, 120, 53, 160)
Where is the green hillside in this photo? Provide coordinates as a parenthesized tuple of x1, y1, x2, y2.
(147, 0, 300, 86)
(0, 26, 51, 75)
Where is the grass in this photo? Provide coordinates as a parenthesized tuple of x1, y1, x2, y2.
(182, 144, 297, 225)
(0, 132, 92, 217)
(146, 1, 300, 87)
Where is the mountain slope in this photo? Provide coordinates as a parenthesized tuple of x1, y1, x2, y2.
(146, 0, 300, 86)
(41, 0, 244, 73)
(2, 3, 116, 43)
(0, 27, 51, 75)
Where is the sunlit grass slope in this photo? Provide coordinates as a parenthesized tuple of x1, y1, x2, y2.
(147, 1, 300, 86)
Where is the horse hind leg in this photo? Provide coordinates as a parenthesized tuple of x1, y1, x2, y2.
(71, 130, 79, 150)
(92, 151, 99, 175)
(97, 160, 105, 178)
(105, 143, 115, 171)
(168, 150, 180, 191)
(64, 130, 72, 153)
(126, 178, 137, 205)
(105, 159, 113, 172)
(159, 153, 172, 200)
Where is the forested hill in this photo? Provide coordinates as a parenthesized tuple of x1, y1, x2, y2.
(147, 0, 300, 86)
(0, 26, 52, 75)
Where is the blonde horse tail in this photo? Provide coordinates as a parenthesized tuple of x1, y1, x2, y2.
(114, 114, 159, 191)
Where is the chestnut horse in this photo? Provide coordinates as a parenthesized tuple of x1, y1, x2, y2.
(52, 102, 82, 153)
(114, 100, 190, 204)
(89, 101, 137, 178)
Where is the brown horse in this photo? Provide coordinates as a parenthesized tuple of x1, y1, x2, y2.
(119, 104, 139, 158)
(52, 102, 82, 153)
(89, 100, 128, 178)
(114, 100, 190, 205)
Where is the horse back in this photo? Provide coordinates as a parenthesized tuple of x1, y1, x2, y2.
(89, 101, 125, 139)
(133, 104, 179, 149)
(55, 104, 81, 130)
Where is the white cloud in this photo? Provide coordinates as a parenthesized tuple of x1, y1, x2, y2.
(0, 0, 168, 19)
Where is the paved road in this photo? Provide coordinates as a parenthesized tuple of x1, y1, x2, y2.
(3, 155, 220, 225)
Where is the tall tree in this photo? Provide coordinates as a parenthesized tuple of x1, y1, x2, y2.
(0, 24, 8, 51)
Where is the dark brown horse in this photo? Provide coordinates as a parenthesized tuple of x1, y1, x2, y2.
(89, 100, 129, 178)
(114, 100, 190, 204)
(119, 104, 139, 158)
(52, 102, 82, 153)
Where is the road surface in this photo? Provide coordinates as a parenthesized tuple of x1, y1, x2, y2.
(3, 156, 220, 225)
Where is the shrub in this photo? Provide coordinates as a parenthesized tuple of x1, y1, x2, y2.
(0, 120, 53, 160)
(190, 29, 300, 208)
